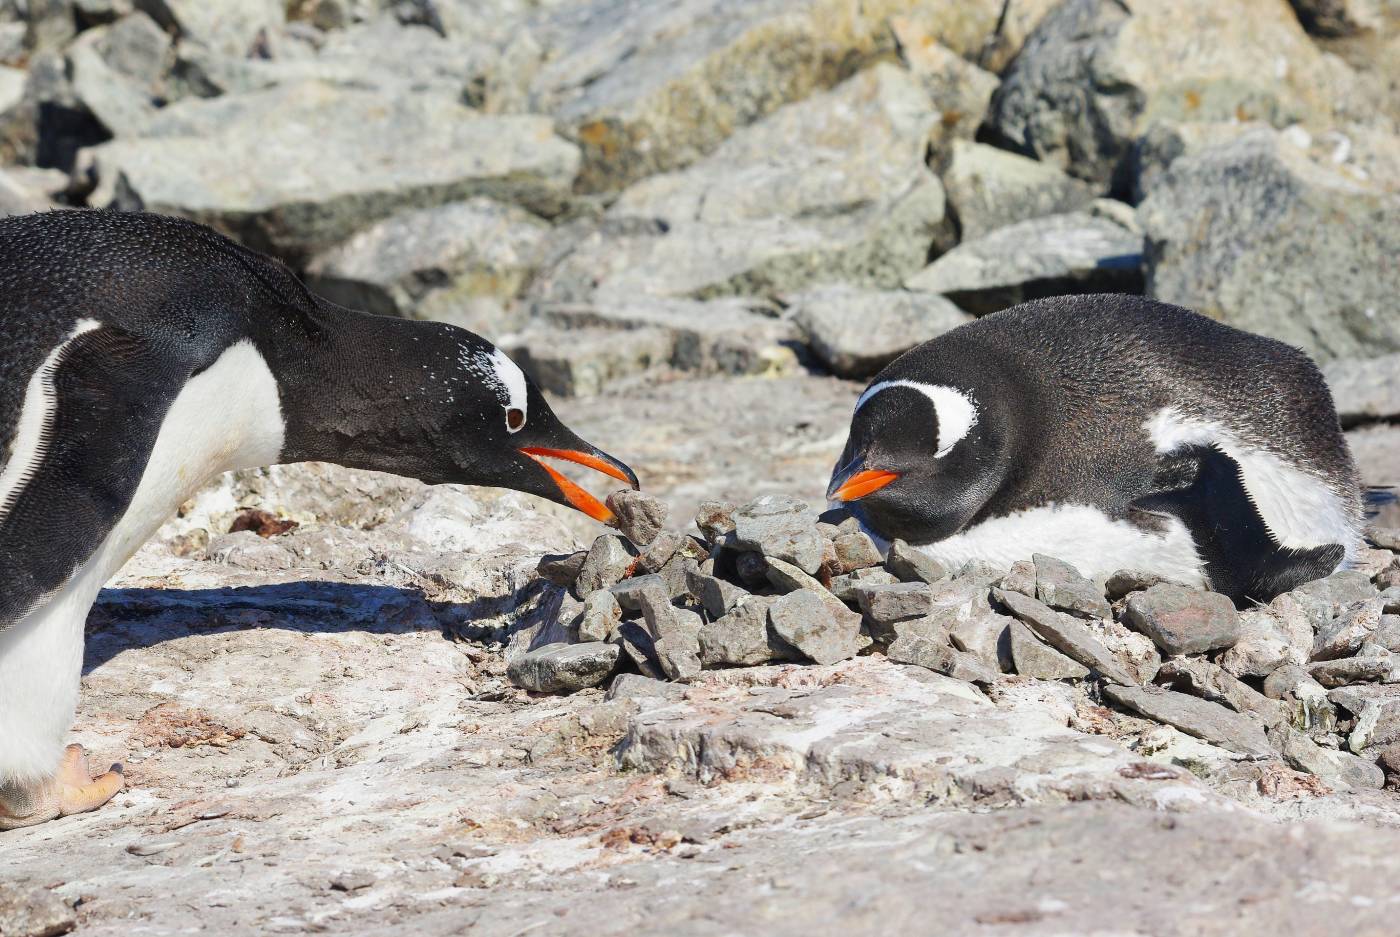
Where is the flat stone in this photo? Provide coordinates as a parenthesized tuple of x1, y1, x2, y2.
(855, 582, 933, 640)
(0, 883, 76, 937)
(1309, 655, 1392, 688)
(788, 286, 971, 379)
(609, 574, 670, 612)
(1008, 620, 1090, 680)
(1312, 600, 1383, 661)
(571, 535, 637, 596)
(768, 589, 864, 666)
(577, 591, 623, 643)
(1122, 584, 1241, 656)
(994, 588, 1138, 686)
(731, 495, 825, 574)
(1369, 526, 1400, 552)
(638, 532, 683, 574)
(830, 567, 899, 601)
(606, 490, 671, 547)
(885, 539, 950, 584)
(508, 326, 677, 397)
(1264, 664, 1339, 734)
(1218, 608, 1307, 678)
(1000, 560, 1037, 597)
(640, 590, 704, 682)
(887, 633, 999, 685)
(949, 611, 1013, 672)
(537, 551, 587, 588)
(1154, 658, 1289, 728)
(832, 531, 883, 573)
(939, 139, 1096, 241)
(686, 568, 749, 620)
(698, 596, 789, 667)
(616, 621, 665, 681)
(905, 212, 1142, 316)
(1102, 684, 1272, 757)
(507, 642, 620, 694)
(1275, 728, 1386, 790)
(605, 673, 687, 703)
(1329, 686, 1400, 753)
(695, 501, 736, 543)
(1033, 554, 1111, 620)
(1104, 569, 1168, 601)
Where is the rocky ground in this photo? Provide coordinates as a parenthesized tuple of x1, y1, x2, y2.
(2, 0, 1400, 934)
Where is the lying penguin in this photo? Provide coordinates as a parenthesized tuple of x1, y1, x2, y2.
(829, 294, 1362, 605)
(0, 210, 637, 830)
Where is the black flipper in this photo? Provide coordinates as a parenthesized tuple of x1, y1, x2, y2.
(0, 325, 182, 629)
(1132, 445, 1345, 606)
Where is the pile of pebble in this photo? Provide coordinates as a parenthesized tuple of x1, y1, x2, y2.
(510, 491, 1400, 789)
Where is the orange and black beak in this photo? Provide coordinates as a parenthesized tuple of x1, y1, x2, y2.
(827, 458, 900, 503)
(520, 446, 639, 523)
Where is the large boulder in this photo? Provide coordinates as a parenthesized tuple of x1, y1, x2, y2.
(987, 0, 1379, 190)
(528, 0, 1050, 193)
(79, 82, 580, 259)
(788, 286, 971, 379)
(940, 139, 1097, 241)
(531, 64, 953, 303)
(1139, 128, 1400, 361)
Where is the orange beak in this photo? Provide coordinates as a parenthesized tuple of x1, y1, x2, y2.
(831, 469, 901, 502)
(520, 447, 638, 523)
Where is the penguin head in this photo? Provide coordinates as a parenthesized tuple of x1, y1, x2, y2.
(826, 380, 995, 544)
(295, 320, 638, 524)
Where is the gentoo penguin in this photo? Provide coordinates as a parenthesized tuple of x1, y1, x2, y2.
(0, 210, 637, 830)
(828, 294, 1362, 604)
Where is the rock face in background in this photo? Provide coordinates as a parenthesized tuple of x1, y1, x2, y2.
(1, 0, 1400, 931)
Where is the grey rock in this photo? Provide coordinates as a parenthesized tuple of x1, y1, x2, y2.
(0, 883, 76, 937)
(1330, 685, 1400, 753)
(1218, 608, 1307, 678)
(1264, 664, 1339, 734)
(83, 83, 579, 259)
(575, 535, 637, 595)
(953, 559, 1006, 587)
(1102, 684, 1272, 757)
(577, 591, 622, 643)
(994, 588, 1138, 686)
(611, 574, 671, 613)
(606, 490, 670, 547)
(1309, 655, 1392, 688)
(605, 673, 687, 703)
(832, 531, 883, 573)
(1121, 584, 1241, 657)
(731, 495, 824, 574)
(892, 17, 1001, 147)
(1312, 600, 1383, 661)
(698, 596, 788, 667)
(1033, 554, 1111, 620)
(507, 642, 620, 694)
(695, 500, 737, 543)
(767, 590, 863, 666)
(1140, 128, 1400, 362)
(686, 568, 749, 620)
(206, 531, 295, 570)
(1104, 569, 1168, 602)
(1154, 657, 1289, 728)
(763, 556, 823, 594)
(1324, 354, 1400, 425)
(1000, 560, 1037, 598)
(829, 567, 899, 601)
(888, 631, 999, 684)
(305, 199, 548, 322)
(1008, 620, 1089, 680)
(988, 0, 1360, 189)
(733, 550, 772, 589)
(905, 212, 1143, 317)
(1296, 569, 1382, 610)
(135, 0, 284, 57)
(1372, 614, 1400, 652)
(1288, 0, 1389, 36)
(788, 286, 971, 379)
(949, 612, 1013, 672)
(508, 326, 676, 397)
(1369, 526, 1400, 552)
(616, 620, 665, 680)
(855, 582, 933, 636)
(537, 551, 586, 588)
(637, 532, 683, 574)
(885, 539, 949, 584)
(939, 140, 1096, 241)
(1275, 728, 1386, 790)
(654, 610, 705, 681)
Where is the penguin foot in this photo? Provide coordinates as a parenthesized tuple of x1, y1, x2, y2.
(0, 745, 124, 831)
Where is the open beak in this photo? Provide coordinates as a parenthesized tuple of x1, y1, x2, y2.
(520, 447, 639, 523)
(827, 459, 900, 503)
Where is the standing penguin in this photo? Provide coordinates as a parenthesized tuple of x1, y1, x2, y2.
(828, 294, 1362, 603)
(0, 210, 638, 830)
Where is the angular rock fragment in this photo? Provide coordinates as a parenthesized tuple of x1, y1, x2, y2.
(768, 590, 864, 666)
(855, 582, 933, 642)
(695, 500, 736, 543)
(1264, 664, 1339, 734)
(994, 588, 1137, 686)
(608, 574, 670, 613)
(607, 489, 671, 546)
(577, 591, 623, 643)
(1000, 560, 1037, 597)
(0, 883, 77, 937)
(1033, 554, 1111, 620)
(939, 140, 1096, 241)
(606, 673, 687, 703)
(616, 621, 666, 681)
(1330, 686, 1400, 753)
(638, 532, 683, 574)
(1309, 655, 1392, 688)
(699, 597, 787, 667)
(832, 531, 883, 573)
(1008, 620, 1089, 681)
(687, 568, 749, 620)
(1218, 608, 1307, 678)
(1104, 569, 1168, 601)
(788, 286, 971, 379)
(1121, 584, 1240, 656)
(1313, 600, 1384, 661)
(885, 539, 949, 584)
(1154, 658, 1288, 728)
(537, 551, 587, 588)
(730, 495, 825, 573)
(640, 588, 704, 682)
(508, 642, 620, 694)
(1274, 728, 1385, 790)
(888, 629, 998, 684)
(949, 612, 1013, 673)
(1102, 684, 1272, 757)
(829, 567, 899, 601)
(575, 535, 638, 595)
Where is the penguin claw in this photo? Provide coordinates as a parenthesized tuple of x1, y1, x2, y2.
(0, 744, 124, 831)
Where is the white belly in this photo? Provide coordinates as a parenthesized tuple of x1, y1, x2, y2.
(0, 340, 284, 784)
(904, 502, 1207, 587)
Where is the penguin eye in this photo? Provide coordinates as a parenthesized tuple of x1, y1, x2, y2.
(506, 407, 526, 433)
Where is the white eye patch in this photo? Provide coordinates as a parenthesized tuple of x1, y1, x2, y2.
(856, 380, 978, 459)
(459, 344, 530, 432)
